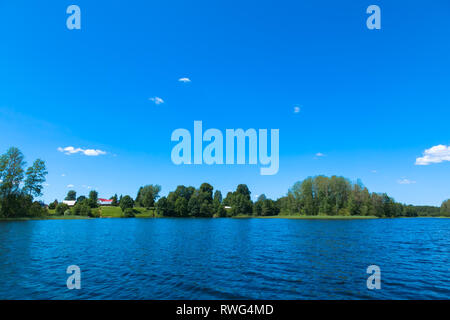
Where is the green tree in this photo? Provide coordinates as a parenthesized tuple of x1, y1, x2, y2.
(253, 194, 267, 216)
(110, 194, 118, 206)
(48, 199, 58, 210)
(55, 203, 69, 215)
(29, 201, 47, 217)
(174, 197, 188, 217)
(187, 192, 201, 217)
(0, 147, 26, 198)
(261, 199, 279, 216)
(88, 190, 98, 208)
(120, 195, 134, 212)
(231, 193, 253, 216)
(65, 190, 77, 201)
(156, 196, 170, 216)
(213, 190, 226, 217)
(236, 184, 251, 200)
(23, 159, 47, 197)
(441, 199, 450, 217)
(79, 203, 91, 216)
(136, 185, 161, 208)
(0, 147, 48, 218)
(223, 192, 233, 206)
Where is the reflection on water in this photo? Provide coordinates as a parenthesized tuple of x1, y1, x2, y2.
(0, 218, 449, 299)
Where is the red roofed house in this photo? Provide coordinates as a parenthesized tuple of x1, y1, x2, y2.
(98, 198, 113, 206)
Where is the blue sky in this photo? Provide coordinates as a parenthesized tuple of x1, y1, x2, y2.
(1, 0, 449, 205)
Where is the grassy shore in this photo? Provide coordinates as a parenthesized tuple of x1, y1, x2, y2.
(45, 206, 159, 219)
(2, 207, 448, 221)
(0, 215, 91, 221)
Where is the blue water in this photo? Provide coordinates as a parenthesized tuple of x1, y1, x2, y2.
(0, 218, 449, 299)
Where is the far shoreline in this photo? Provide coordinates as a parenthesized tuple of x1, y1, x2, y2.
(1, 215, 449, 222)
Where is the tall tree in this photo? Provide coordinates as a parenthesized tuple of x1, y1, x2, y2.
(0, 147, 26, 197)
(135, 184, 161, 208)
(110, 194, 118, 206)
(65, 190, 77, 201)
(88, 190, 98, 208)
(23, 159, 47, 197)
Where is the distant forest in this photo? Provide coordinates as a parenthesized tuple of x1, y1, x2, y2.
(1, 147, 450, 218)
(153, 176, 449, 218)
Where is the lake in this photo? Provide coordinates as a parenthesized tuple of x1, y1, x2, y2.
(0, 218, 449, 299)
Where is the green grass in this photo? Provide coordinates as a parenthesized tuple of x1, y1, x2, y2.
(99, 206, 123, 217)
(0, 215, 90, 221)
(99, 206, 159, 218)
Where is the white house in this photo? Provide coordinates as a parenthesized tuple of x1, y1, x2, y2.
(98, 198, 113, 206)
(62, 200, 76, 207)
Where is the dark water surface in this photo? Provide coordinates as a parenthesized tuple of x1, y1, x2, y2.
(0, 218, 448, 299)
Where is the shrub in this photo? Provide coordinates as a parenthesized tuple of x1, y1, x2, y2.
(64, 209, 71, 216)
(71, 204, 81, 215)
(123, 208, 135, 218)
(29, 202, 47, 217)
(89, 208, 100, 218)
(48, 200, 58, 210)
(79, 204, 91, 216)
(55, 203, 69, 215)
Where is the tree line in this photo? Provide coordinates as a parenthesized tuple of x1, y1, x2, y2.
(1, 147, 450, 218)
(154, 177, 450, 218)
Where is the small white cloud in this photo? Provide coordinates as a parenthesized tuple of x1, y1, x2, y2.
(315, 152, 325, 157)
(67, 184, 75, 188)
(397, 178, 416, 185)
(178, 77, 191, 83)
(82, 185, 92, 189)
(371, 170, 377, 173)
(149, 97, 164, 105)
(415, 144, 450, 165)
(294, 106, 301, 113)
(61, 173, 66, 177)
(58, 146, 107, 156)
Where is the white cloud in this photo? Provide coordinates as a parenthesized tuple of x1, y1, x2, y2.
(397, 178, 416, 185)
(67, 184, 75, 188)
(294, 106, 301, 113)
(178, 77, 191, 83)
(315, 152, 325, 157)
(61, 173, 66, 177)
(149, 97, 164, 105)
(415, 144, 450, 165)
(371, 170, 377, 173)
(58, 146, 107, 156)
(82, 185, 92, 189)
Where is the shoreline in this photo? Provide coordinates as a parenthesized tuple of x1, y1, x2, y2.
(1, 215, 449, 221)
